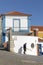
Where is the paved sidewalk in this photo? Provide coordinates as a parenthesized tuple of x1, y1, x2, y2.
(0, 50, 43, 65)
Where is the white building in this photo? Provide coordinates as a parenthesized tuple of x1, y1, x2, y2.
(0, 11, 32, 43)
(12, 36, 38, 56)
(0, 11, 42, 56)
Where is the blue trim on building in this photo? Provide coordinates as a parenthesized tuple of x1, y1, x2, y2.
(28, 16, 29, 32)
(2, 16, 5, 33)
(12, 19, 14, 32)
(38, 44, 42, 55)
(2, 16, 5, 43)
(28, 16, 31, 32)
(19, 30, 29, 32)
(13, 19, 20, 32)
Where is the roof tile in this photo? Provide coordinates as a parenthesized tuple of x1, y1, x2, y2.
(1, 11, 32, 16)
(31, 26, 43, 31)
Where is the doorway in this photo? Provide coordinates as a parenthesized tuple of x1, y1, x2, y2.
(38, 44, 42, 55)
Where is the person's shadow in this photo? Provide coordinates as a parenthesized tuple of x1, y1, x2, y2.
(18, 47, 22, 54)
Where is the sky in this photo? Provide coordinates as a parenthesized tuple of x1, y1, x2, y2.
(0, 0, 43, 26)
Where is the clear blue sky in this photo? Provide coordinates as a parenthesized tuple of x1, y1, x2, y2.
(0, 0, 43, 26)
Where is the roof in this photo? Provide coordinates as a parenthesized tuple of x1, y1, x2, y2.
(0, 11, 32, 16)
(31, 26, 43, 31)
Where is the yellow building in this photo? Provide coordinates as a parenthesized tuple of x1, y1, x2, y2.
(31, 26, 43, 38)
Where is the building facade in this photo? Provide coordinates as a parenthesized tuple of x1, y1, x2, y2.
(0, 11, 32, 43)
(0, 11, 43, 56)
(31, 26, 43, 38)
(31, 26, 43, 54)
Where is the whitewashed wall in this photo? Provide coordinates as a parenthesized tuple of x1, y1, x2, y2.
(12, 36, 38, 56)
(5, 16, 28, 30)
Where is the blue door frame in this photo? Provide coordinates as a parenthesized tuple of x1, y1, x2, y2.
(38, 44, 42, 55)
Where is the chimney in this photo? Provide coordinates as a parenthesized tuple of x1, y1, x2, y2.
(33, 28, 39, 36)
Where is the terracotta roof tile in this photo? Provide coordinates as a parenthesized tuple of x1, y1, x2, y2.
(1, 11, 32, 16)
(31, 26, 43, 31)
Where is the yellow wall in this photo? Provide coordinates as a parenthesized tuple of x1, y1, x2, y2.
(38, 31, 43, 38)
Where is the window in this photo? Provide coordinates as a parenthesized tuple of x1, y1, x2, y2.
(13, 19, 20, 31)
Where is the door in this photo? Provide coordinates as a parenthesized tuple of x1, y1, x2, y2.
(13, 19, 20, 31)
(38, 44, 42, 55)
